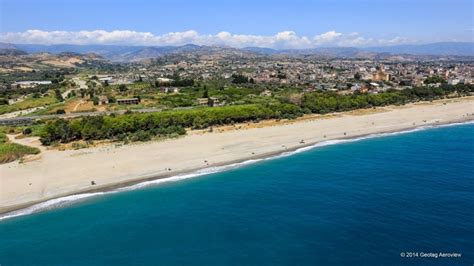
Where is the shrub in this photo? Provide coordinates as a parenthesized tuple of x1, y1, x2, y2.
(0, 132, 40, 164)
(130, 130, 151, 142)
(92, 96, 99, 105)
(22, 127, 32, 135)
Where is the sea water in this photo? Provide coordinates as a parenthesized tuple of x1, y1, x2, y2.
(0, 123, 473, 265)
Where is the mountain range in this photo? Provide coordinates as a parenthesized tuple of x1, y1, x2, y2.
(1, 42, 472, 62)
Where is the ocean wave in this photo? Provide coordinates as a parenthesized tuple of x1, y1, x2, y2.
(0, 192, 107, 221)
(1, 120, 472, 221)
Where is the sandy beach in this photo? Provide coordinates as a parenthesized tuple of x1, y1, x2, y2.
(1, 97, 473, 214)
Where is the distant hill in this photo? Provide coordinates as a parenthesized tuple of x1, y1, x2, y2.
(363, 42, 474, 56)
(242, 47, 280, 55)
(2, 42, 473, 61)
(0, 42, 28, 55)
(115, 44, 205, 61)
(115, 44, 254, 62)
(11, 43, 143, 59)
(0, 49, 108, 72)
(283, 47, 371, 58)
(244, 43, 474, 57)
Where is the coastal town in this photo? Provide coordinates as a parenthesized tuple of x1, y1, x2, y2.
(1, 49, 473, 119)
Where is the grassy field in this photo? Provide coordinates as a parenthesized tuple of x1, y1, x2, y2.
(28, 102, 67, 115)
(0, 96, 57, 115)
(0, 130, 40, 164)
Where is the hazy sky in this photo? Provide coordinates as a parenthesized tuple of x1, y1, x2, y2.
(1, 0, 473, 47)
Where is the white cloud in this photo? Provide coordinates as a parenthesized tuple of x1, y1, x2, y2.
(377, 36, 409, 45)
(314, 31, 342, 43)
(0, 29, 411, 48)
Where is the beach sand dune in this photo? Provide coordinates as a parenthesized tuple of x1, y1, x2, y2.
(1, 98, 473, 214)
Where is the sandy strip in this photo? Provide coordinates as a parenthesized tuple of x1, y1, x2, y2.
(1, 97, 473, 214)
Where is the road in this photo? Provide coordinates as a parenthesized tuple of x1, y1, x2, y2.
(0, 106, 48, 120)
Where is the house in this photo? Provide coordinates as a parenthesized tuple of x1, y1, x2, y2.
(260, 89, 272, 96)
(156, 78, 173, 84)
(369, 82, 380, 87)
(117, 98, 140, 105)
(372, 71, 390, 81)
(12, 81, 52, 88)
(98, 96, 109, 105)
(98, 77, 113, 82)
(209, 97, 223, 106)
(350, 84, 361, 91)
(448, 79, 460, 85)
(160, 87, 180, 93)
(197, 98, 209, 106)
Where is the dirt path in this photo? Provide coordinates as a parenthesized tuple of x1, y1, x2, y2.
(7, 134, 45, 151)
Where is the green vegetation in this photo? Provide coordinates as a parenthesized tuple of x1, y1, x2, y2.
(3, 72, 472, 148)
(0, 96, 57, 115)
(231, 74, 254, 84)
(38, 103, 303, 145)
(0, 70, 69, 89)
(0, 98, 8, 105)
(171, 79, 194, 87)
(424, 76, 446, 84)
(0, 130, 40, 164)
(302, 83, 473, 114)
(29, 101, 68, 115)
(37, 82, 473, 146)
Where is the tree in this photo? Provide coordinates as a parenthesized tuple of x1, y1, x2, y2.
(54, 89, 64, 102)
(23, 127, 32, 135)
(67, 91, 76, 98)
(108, 96, 116, 103)
(39, 119, 74, 145)
(80, 116, 105, 140)
(92, 96, 100, 105)
(118, 84, 128, 92)
(231, 74, 249, 84)
(424, 76, 446, 84)
(354, 72, 362, 80)
(87, 88, 95, 98)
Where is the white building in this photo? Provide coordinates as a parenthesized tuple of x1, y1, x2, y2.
(13, 81, 52, 88)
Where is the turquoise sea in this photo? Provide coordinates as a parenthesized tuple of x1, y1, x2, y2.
(0, 123, 473, 265)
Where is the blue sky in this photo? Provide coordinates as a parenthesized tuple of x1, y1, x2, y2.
(1, 0, 473, 47)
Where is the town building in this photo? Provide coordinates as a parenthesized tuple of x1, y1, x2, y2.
(117, 98, 140, 105)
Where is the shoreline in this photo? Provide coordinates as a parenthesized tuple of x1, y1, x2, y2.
(1, 97, 474, 217)
(2, 118, 472, 220)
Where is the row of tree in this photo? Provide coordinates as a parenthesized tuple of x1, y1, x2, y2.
(231, 74, 255, 84)
(39, 103, 303, 145)
(301, 83, 473, 114)
(38, 83, 473, 145)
